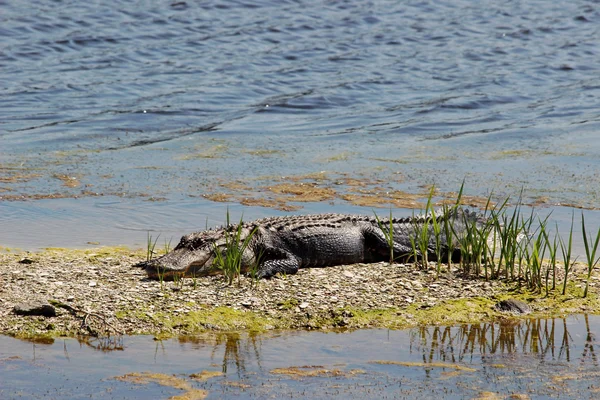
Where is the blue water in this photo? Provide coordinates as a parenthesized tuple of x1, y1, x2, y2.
(2, 0, 600, 245)
(1, 316, 599, 399)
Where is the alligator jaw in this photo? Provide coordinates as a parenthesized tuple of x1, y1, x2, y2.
(136, 248, 216, 280)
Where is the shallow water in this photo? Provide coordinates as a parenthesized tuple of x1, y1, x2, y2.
(1, 315, 599, 399)
(2, 0, 600, 226)
(2, 195, 600, 259)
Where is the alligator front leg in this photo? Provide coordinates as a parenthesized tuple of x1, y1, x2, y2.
(256, 249, 300, 279)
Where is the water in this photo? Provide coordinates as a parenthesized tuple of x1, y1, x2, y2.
(1, 315, 598, 399)
(2, 0, 600, 249)
(2, 4, 600, 397)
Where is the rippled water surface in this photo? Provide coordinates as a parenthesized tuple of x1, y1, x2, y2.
(1, 315, 599, 399)
(2, 0, 600, 244)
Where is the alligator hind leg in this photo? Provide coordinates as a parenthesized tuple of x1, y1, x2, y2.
(255, 249, 300, 279)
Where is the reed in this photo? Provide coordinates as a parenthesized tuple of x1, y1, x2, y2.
(558, 214, 574, 296)
(581, 213, 600, 298)
(373, 209, 395, 264)
(146, 232, 160, 262)
(541, 225, 558, 292)
(441, 182, 465, 272)
(146, 232, 165, 288)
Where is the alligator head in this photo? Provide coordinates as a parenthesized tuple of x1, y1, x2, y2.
(136, 226, 258, 280)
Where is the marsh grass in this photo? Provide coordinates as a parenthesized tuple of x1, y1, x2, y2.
(581, 213, 600, 298)
(212, 209, 259, 286)
(373, 209, 395, 264)
(558, 214, 575, 295)
(441, 183, 466, 273)
(404, 187, 599, 295)
(146, 232, 165, 288)
(146, 232, 160, 262)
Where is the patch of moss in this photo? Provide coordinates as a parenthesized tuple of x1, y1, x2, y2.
(277, 298, 299, 310)
(159, 306, 275, 333)
(405, 298, 497, 326)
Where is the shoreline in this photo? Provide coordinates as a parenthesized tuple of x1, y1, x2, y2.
(1, 246, 599, 339)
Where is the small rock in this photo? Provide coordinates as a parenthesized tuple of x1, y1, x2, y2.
(241, 300, 252, 307)
(18, 258, 35, 265)
(495, 299, 531, 314)
(299, 302, 309, 309)
(89, 281, 97, 287)
(343, 271, 355, 278)
(13, 301, 56, 317)
(66, 295, 75, 301)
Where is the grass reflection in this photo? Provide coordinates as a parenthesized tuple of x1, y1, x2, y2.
(411, 315, 597, 367)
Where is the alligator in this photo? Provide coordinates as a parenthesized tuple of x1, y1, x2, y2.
(136, 208, 494, 280)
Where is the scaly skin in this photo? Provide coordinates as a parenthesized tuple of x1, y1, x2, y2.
(136, 208, 488, 280)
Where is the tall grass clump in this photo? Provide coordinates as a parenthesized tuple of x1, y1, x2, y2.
(212, 209, 258, 286)
(451, 194, 496, 279)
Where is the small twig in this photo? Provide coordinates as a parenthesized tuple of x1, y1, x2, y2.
(49, 300, 123, 336)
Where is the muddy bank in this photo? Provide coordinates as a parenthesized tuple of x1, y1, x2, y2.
(1, 247, 599, 338)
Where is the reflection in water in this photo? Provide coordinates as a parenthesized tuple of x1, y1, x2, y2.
(178, 331, 266, 377)
(2, 316, 599, 399)
(411, 315, 597, 368)
(171, 316, 598, 380)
